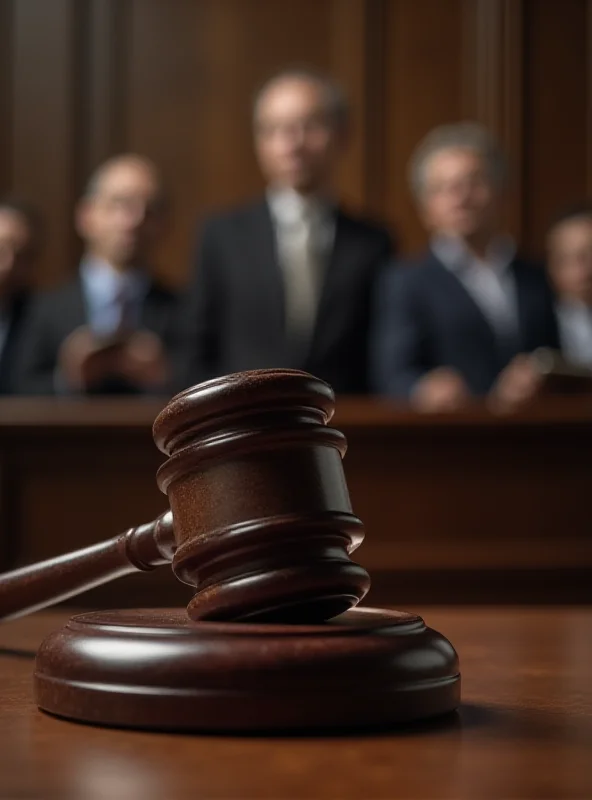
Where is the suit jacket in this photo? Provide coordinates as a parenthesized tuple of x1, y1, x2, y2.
(14, 276, 188, 395)
(189, 199, 394, 394)
(371, 250, 560, 397)
(0, 292, 29, 394)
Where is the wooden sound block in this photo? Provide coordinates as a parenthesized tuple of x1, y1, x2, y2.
(34, 607, 460, 732)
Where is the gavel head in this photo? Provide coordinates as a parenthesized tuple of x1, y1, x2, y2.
(153, 369, 370, 624)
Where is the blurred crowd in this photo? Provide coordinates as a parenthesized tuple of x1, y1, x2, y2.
(1, 68, 592, 412)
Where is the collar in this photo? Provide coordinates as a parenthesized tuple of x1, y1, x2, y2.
(266, 187, 334, 228)
(432, 234, 516, 276)
(80, 256, 149, 304)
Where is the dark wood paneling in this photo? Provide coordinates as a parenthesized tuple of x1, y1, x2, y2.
(463, 0, 525, 239)
(0, 0, 14, 192)
(523, 0, 588, 251)
(0, 0, 590, 281)
(360, 0, 390, 220)
(125, 0, 204, 285)
(501, 0, 526, 240)
(82, 0, 129, 172)
(588, 0, 592, 196)
(11, 0, 81, 285)
(328, 0, 372, 211)
(384, 0, 466, 253)
(463, 0, 504, 132)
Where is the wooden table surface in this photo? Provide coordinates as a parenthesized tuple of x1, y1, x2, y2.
(0, 606, 590, 800)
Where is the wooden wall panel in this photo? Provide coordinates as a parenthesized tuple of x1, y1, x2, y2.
(82, 0, 130, 171)
(0, 0, 13, 193)
(522, 0, 588, 251)
(383, 0, 466, 252)
(463, 0, 525, 239)
(10, 0, 81, 285)
(328, 0, 372, 212)
(125, 0, 203, 285)
(0, 0, 590, 283)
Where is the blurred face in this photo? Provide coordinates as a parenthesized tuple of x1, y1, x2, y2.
(254, 78, 345, 194)
(0, 209, 35, 299)
(547, 216, 592, 305)
(77, 160, 165, 269)
(419, 147, 500, 241)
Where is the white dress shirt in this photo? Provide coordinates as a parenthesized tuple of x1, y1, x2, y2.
(556, 300, 592, 367)
(267, 188, 335, 354)
(432, 234, 519, 347)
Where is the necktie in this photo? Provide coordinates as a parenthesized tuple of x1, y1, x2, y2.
(114, 282, 136, 337)
(280, 204, 320, 361)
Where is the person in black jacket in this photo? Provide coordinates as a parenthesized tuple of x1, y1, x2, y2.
(189, 68, 394, 394)
(371, 122, 559, 412)
(0, 198, 40, 394)
(15, 155, 187, 395)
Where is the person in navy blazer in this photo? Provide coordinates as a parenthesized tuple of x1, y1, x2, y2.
(371, 122, 559, 412)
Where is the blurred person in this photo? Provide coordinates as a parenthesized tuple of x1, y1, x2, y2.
(546, 203, 592, 368)
(371, 122, 559, 412)
(189, 67, 394, 394)
(0, 198, 40, 393)
(15, 154, 187, 395)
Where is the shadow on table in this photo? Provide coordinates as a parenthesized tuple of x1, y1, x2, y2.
(458, 702, 591, 743)
(0, 646, 36, 659)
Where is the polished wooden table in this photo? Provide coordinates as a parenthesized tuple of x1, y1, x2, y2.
(0, 606, 590, 799)
(1, 396, 591, 606)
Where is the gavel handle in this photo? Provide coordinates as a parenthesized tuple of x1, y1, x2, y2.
(0, 511, 175, 622)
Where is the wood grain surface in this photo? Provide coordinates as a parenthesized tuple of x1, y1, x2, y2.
(0, 606, 590, 799)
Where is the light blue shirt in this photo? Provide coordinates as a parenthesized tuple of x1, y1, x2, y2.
(431, 234, 519, 342)
(80, 257, 148, 339)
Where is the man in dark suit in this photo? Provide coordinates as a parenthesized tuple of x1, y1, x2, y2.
(190, 68, 394, 394)
(16, 155, 186, 395)
(371, 122, 559, 412)
(0, 198, 40, 394)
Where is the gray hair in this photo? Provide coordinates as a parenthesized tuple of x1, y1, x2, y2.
(253, 68, 349, 131)
(408, 122, 507, 199)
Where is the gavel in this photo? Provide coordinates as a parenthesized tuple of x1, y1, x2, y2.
(0, 369, 370, 624)
(0, 369, 460, 732)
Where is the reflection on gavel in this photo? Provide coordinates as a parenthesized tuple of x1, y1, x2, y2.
(0, 369, 371, 625)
